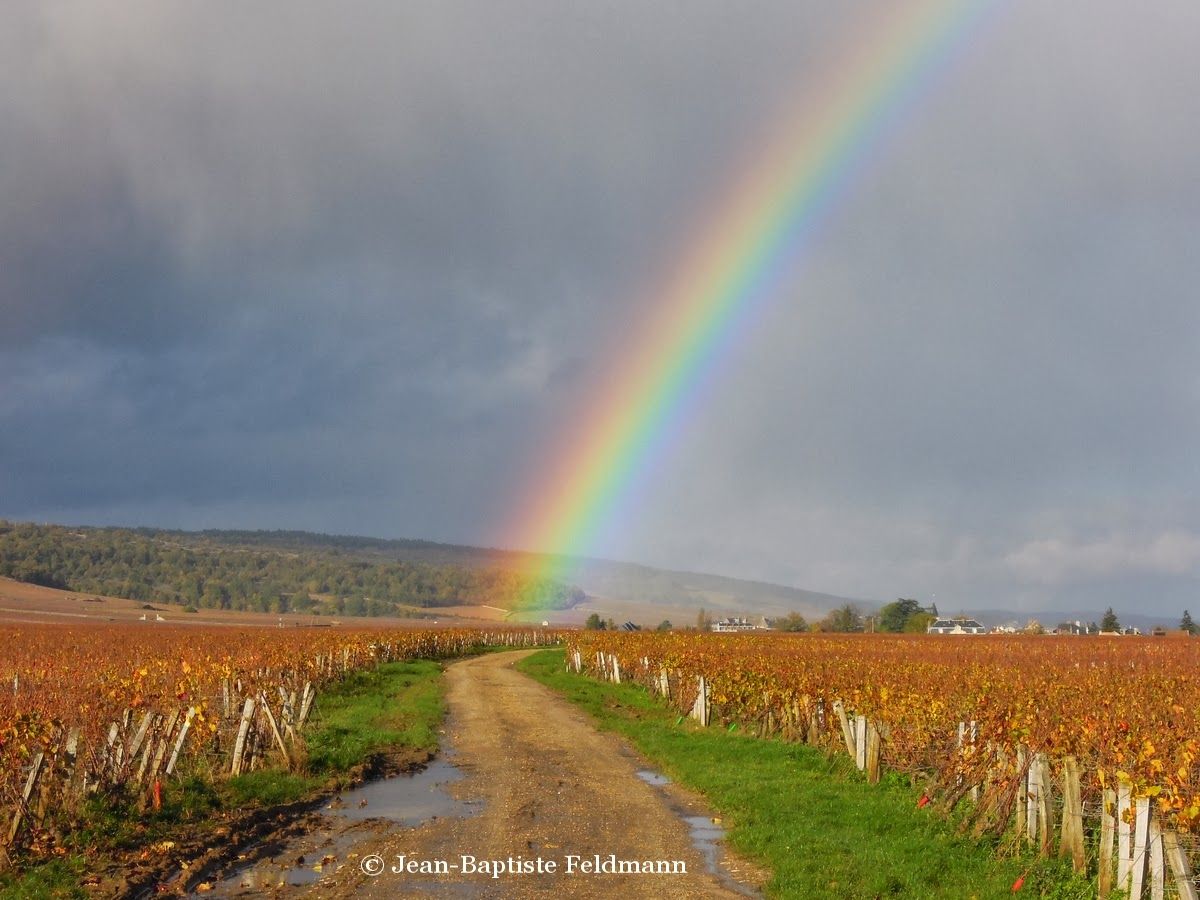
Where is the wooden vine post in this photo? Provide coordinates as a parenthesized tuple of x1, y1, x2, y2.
(1099, 787, 1116, 898)
(1060, 757, 1085, 873)
(1015, 746, 1027, 840)
(1130, 796, 1150, 900)
(1117, 784, 1133, 893)
(690, 676, 709, 727)
(832, 700, 854, 759)
(259, 693, 291, 767)
(5, 752, 44, 849)
(865, 721, 882, 783)
(230, 698, 257, 776)
(854, 716, 867, 772)
(1162, 832, 1200, 900)
(1036, 753, 1053, 856)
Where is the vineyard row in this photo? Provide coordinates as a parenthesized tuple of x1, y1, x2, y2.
(0, 625, 562, 869)
(566, 633, 1200, 900)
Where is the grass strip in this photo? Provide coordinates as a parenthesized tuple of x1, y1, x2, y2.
(0, 658, 445, 899)
(517, 648, 1092, 900)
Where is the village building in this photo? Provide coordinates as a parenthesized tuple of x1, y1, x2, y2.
(926, 617, 986, 635)
(711, 616, 764, 633)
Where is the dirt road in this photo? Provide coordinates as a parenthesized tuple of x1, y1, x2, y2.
(318, 650, 762, 898)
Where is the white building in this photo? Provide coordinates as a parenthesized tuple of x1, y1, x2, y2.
(712, 617, 763, 633)
(927, 617, 986, 635)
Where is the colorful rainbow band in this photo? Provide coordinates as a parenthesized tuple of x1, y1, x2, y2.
(499, 0, 1000, 590)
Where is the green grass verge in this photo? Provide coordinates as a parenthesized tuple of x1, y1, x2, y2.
(304, 657, 443, 773)
(517, 649, 1093, 900)
(0, 658, 446, 899)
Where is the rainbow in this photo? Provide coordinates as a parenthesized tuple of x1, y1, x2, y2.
(498, 0, 999, 588)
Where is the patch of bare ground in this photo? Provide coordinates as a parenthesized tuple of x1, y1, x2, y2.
(105, 748, 433, 898)
(314, 650, 764, 898)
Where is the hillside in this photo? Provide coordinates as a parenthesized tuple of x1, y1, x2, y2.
(0, 521, 848, 625)
(0, 521, 579, 618)
(155, 527, 850, 620)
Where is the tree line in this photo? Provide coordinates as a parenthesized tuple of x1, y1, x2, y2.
(0, 521, 582, 615)
(766, 601, 1200, 636)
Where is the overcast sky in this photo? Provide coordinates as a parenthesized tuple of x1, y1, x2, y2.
(3, 2, 1199, 615)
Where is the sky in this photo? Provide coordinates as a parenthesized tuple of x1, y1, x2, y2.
(2, 1, 1199, 616)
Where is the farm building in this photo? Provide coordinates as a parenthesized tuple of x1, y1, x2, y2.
(926, 617, 986, 635)
(712, 616, 763, 633)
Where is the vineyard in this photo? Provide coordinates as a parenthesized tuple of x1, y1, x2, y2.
(0, 622, 560, 870)
(568, 631, 1200, 899)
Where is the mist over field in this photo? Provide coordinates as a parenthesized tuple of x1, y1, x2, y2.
(3, 2, 1199, 615)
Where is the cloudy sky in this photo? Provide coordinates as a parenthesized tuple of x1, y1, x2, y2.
(3, 1, 1199, 615)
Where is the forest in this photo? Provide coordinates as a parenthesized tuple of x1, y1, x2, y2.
(0, 521, 581, 615)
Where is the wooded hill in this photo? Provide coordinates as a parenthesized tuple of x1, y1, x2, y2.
(0, 520, 854, 621)
(0, 521, 581, 616)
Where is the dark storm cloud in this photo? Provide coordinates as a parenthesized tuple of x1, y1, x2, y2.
(2, 1, 1199, 613)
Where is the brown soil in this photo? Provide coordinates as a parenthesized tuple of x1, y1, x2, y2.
(104, 750, 434, 897)
(312, 650, 763, 899)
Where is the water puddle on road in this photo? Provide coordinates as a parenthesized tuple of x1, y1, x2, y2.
(635, 769, 671, 786)
(191, 753, 477, 896)
(330, 756, 476, 825)
(634, 768, 762, 898)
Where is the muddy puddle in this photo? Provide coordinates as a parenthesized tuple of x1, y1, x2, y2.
(634, 768, 761, 898)
(190, 753, 477, 896)
(329, 756, 476, 825)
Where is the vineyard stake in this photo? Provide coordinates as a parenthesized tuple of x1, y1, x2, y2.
(1130, 796, 1149, 900)
(865, 721, 881, 784)
(1036, 753, 1053, 856)
(1061, 757, 1084, 872)
(854, 716, 867, 771)
(63, 726, 82, 802)
(1117, 784, 1132, 893)
(231, 698, 256, 775)
(297, 682, 315, 728)
(259, 692, 291, 766)
(1148, 819, 1164, 900)
(1015, 746, 1027, 840)
(832, 700, 854, 759)
(1161, 831, 1199, 900)
(1099, 787, 1116, 898)
(147, 711, 180, 784)
(134, 714, 161, 786)
(1026, 754, 1039, 845)
(165, 708, 196, 776)
(5, 751, 44, 848)
(102, 721, 121, 786)
(691, 676, 709, 727)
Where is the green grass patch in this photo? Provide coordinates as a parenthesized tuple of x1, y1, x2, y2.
(304, 658, 443, 773)
(518, 649, 1092, 900)
(0, 857, 88, 900)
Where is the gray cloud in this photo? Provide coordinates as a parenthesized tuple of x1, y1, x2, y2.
(2, 1, 1199, 615)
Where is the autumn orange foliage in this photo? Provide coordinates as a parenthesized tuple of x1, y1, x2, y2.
(0, 622, 556, 848)
(570, 632, 1200, 832)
